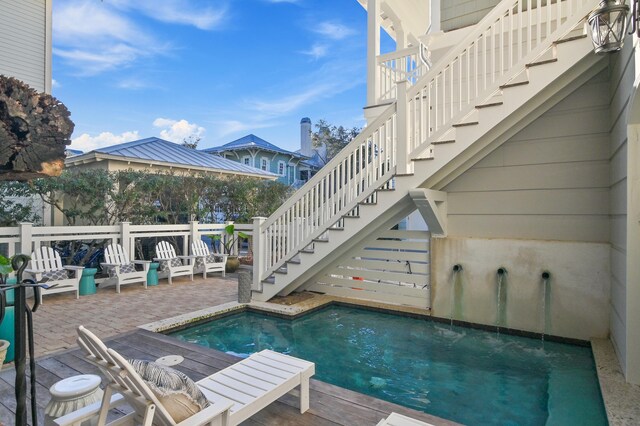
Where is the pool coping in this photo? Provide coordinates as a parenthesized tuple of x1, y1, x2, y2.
(139, 294, 635, 426)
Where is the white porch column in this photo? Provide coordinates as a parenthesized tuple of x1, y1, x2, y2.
(189, 221, 199, 254)
(120, 222, 132, 257)
(252, 217, 267, 291)
(367, 0, 381, 106)
(19, 222, 33, 255)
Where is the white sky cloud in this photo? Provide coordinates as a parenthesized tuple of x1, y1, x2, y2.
(300, 43, 328, 60)
(313, 21, 356, 40)
(70, 131, 140, 152)
(53, 0, 222, 75)
(248, 83, 341, 117)
(213, 120, 276, 139)
(153, 118, 206, 143)
(108, 0, 227, 30)
(53, 1, 165, 75)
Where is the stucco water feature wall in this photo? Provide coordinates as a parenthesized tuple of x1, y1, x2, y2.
(431, 237, 610, 341)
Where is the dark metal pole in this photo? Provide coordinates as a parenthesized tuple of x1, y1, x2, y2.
(12, 255, 28, 426)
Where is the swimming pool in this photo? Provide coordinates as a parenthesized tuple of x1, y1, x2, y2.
(168, 305, 607, 425)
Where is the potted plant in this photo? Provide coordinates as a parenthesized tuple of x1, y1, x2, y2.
(209, 223, 249, 273)
(0, 254, 14, 367)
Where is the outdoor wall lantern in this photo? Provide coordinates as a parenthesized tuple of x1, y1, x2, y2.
(588, 0, 634, 53)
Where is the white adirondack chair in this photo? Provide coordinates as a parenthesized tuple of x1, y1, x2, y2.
(191, 239, 227, 279)
(25, 246, 83, 304)
(101, 243, 150, 293)
(153, 241, 194, 284)
(54, 326, 315, 426)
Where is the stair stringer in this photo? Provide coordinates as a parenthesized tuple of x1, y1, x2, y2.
(421, 39, 607, 191)
(252, 36, 605, 302)
(252, 189, 418, 301)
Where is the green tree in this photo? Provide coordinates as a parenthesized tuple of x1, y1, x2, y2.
(0, 181, 40, 226)
(311, 119, 360, 165)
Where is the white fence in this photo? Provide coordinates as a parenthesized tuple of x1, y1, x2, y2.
(306, 229, 431, 308)
(0, 221, 253, 265)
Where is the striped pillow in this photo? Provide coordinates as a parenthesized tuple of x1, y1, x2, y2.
(128, 359, 210, 422)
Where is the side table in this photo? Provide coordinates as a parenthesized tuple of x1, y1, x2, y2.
(79, 268, 98, 296)
(147, 262, 160, 286)
(44, 374, 104, 426)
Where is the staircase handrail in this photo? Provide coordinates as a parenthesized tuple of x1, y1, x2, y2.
(403, 0, 598, 156)
(260, 104, 397, 232)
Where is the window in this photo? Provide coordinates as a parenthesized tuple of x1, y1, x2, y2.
(242, 156, 251, 166)
(261, 158, 269, 171)
(278, 161, 286, 176)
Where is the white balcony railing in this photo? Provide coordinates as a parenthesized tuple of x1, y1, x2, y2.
(377, 45, 429, 102)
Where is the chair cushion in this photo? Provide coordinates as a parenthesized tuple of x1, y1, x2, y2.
(195, 254, 224, 269)
(40, 269, 70, 282)
(120, 263, 137, 274)
(128, 359, 210, 422)
(107, 263, 137, 277)
(159, 258, 182, 271)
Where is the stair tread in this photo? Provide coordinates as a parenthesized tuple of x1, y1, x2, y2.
(476, 101, 503, 109)
(432, 139, 455, 144)
(286, 258, 301, 264)
(452, 121, 479, 128)
(500, 80, 529, 89)
(313, 238, 329, 242)
(328, 227, 344, 231)
(412, 157, 434, 161)
(526, 58, 558, 68)
(555, 34, 587, 44)
(343, 215, 360, 219)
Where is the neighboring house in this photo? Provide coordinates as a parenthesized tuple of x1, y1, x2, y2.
(65, 137, 278, 180)
(62, 137, 278, 225)
(0, 0, 52, 93)
(203, 119, 323, 186)
(249, 0, 640, 388)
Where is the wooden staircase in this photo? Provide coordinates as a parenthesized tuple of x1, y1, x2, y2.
(251, 0, 604, 303)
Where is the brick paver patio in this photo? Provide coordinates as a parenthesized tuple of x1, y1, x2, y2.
(25, 274, 238, 358)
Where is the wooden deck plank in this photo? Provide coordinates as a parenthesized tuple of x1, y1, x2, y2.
(0, 329, 459, 426)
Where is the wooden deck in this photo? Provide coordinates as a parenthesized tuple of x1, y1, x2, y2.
(0, 328, 459, 426)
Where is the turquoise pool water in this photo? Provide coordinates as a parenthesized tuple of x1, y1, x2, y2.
(169, 306, 607, 425)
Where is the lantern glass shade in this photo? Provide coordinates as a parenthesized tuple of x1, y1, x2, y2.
(588, 0, 630, 53)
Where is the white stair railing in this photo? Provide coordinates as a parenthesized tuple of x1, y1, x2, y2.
(254, 0, 598, 287)
(406, 0, 598, 157)
(257, 111, 397, 281)
(378, 45, 429, 102)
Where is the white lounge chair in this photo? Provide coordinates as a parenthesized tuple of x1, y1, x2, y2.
(376, 412, 435, 426)
(191, 239, 227, 279)
(153, 241, 194, 284)
(25, 246, 83, 304)
(54, 326, 315, 426)
(101, 243, 151, 293)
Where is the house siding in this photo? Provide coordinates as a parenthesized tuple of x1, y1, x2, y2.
(443, 70, 611, 242)
(608, 38, 635, 378)
(0, 0, 50, 93)
(440, 0, 500, 32)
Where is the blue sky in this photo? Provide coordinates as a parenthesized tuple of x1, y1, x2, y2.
(52, 0, 388, 153)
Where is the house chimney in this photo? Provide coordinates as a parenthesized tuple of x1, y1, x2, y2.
(300, 117, 312, 157)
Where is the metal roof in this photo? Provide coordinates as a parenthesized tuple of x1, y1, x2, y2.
(202, 134, 308, 159)
(76, 137, 278, 177)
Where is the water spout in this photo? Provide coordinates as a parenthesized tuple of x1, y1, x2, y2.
(496, 267, 508, 332)
(450, 264, 464, 325)
(541, 271, 551, 340)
